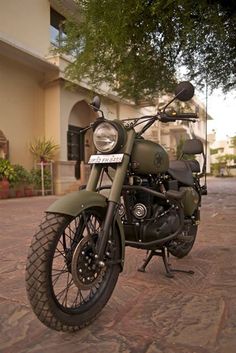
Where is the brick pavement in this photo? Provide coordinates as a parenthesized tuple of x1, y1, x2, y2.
(0, 177, 236, 353)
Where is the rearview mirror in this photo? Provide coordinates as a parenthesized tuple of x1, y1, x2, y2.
(175, 81, 194, 101)
(90, 96, 101, 111)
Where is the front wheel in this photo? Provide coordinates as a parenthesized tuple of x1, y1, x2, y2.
(25, 209, 121, 332)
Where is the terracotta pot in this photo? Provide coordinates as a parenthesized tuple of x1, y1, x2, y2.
(0, 178, 10, 199)
(24, 186, 33, 197)
(15, 190, 24, 198)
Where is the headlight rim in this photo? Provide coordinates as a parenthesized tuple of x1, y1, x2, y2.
(93, 120, 126, 154)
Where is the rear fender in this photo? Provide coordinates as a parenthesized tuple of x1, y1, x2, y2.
(46, 190, 125, 270)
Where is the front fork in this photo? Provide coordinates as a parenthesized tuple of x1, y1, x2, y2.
(86, 129, 135, 264)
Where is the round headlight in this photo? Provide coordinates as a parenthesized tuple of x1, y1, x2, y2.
(93, 122, 119, 153)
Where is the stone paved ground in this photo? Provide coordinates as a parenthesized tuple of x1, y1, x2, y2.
(0, 177, 236, 353)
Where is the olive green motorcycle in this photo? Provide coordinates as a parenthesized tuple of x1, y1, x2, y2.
(25, 81, 207, 332)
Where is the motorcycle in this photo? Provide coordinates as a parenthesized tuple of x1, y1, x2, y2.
(25, 81, 207, 332)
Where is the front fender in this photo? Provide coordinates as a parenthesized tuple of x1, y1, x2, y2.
(47, 190, 107, 217)
(46, 190, 125, 270)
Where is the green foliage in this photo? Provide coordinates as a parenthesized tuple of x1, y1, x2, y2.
(176, 137, 186, 159)
(176, 137, 195, 160)
(216, 153, 236, 164)
(210, 148, 219, 155)
(211, 162, 221, 175)
(12, 164, 32, 185)
(215, 153, 236, 175)
(230, 135, 236, 148)
(29, 138, 59, 162)
(56, 0, 236, 100)
(30, 168, 52, 190)
(0, 158, 17, 183)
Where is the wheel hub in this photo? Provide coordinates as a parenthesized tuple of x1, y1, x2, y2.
(71, 235, 105, 290)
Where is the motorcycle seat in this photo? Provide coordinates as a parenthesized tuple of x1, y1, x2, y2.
(184, 159, 201, 173)
(168, 160, 194, 186)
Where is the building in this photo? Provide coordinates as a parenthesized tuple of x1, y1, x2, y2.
(0, 0, 150, 194)
(144, 95, 212, 173)
(0, 0, 209, 194)
(209, 133, 236, 176)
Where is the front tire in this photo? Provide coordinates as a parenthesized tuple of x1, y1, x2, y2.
(25, 210, 121, 332)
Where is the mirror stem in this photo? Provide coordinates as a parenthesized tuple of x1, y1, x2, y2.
(162, 89, 186, 112)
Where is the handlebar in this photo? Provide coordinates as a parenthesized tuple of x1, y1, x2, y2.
(80, 111, 199, 139)
(159, 112, 198, 123)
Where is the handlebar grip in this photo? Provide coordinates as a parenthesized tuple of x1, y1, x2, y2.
(170, 113, 199, 120)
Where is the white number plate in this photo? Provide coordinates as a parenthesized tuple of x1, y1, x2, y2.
(88, 154, 124, 164)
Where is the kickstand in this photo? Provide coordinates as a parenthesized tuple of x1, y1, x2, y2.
(138, 247, 194, 278)
(138, 250, 157, 273)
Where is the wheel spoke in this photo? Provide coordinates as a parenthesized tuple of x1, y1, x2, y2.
(52, 264, 67, 286)
(56, 275, 74, 301)
(82, 211, 94, 237)
(62, 273, 73, 307)
(54, 247, 66, 259)
(72, 288, 81, 307)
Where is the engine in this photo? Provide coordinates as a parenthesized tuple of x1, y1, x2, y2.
(120, 177, 181, 243)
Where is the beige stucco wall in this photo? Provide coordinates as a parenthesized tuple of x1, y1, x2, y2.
(0, 0, 50, 57)
(44, 80, 61, 151)
(60, 83, 92, 161)
(119, 103, 139, 120)
(0, 56, 45, 169)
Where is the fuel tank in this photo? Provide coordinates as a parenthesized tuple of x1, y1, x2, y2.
(131, 139, 169, 174)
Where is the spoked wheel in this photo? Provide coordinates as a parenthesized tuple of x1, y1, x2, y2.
(25, 208, 121, 332)
(168, 223, 198, 258)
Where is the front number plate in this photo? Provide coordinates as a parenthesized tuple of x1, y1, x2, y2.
(88, 154, 124, 164)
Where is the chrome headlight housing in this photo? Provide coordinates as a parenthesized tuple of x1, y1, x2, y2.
(93, 121, 126, 153)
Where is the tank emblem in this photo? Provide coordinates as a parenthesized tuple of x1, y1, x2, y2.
(154, 153, 162, 168)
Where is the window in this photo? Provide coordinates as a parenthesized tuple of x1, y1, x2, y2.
(50, 8, 66, 47)
(67, 125, 84, 161)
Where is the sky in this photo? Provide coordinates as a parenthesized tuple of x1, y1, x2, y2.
(197, 89, 236, 141)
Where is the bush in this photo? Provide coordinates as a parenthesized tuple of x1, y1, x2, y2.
(0, 158, 17, 184)
(13, 164, 32, 185)
(30, 168, 52, 190)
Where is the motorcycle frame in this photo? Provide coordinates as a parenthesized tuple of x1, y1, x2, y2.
(47, 123, 201, 267)
(85, 129, 136, 262)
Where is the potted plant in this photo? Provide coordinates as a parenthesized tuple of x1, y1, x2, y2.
(30, 168, 52, 195)
(12, 164, 33, 197)
(29, 137, 59, 162)
(0, 158, 16, 199)
(29, 138, 58, 196)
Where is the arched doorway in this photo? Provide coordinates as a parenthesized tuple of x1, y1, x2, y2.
(67, 100, 96, 179)
(0, 130, 9, 159)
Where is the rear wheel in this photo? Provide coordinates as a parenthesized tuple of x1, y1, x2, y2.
(168, 223, 198, 258)
(25, 209, 121, 332)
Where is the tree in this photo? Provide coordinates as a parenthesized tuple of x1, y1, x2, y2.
(57, 0, 236, 101)
(230, 135, 236, 148)
(216, 153, 236, 175)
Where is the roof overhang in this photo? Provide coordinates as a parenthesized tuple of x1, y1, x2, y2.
(0, 34, 59, 74)
(49, 0, 80, 20)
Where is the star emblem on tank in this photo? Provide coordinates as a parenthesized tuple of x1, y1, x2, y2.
(154, 152, 162, 167)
